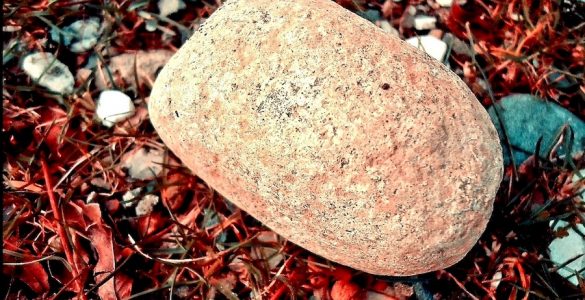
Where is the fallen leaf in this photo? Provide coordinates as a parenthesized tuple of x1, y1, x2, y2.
(331, 280, 364, 300)
(77, 201, 117, 300)
(161, 170, 195, 212)
(3, 238, 50, 294)
(136, 211, 166, 237)
(115, 273, 133, 299)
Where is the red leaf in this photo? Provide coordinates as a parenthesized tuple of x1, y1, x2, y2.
(33, 106, 87, 161)
(115, 274, 133, 299)
(18, 262, 50, 294)
(3, 240, 50, 294)
(136, 211, 166, 237)
(161, 170, 194, 212)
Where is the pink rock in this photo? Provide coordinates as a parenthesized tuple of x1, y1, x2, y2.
(148, 0, 503, 275)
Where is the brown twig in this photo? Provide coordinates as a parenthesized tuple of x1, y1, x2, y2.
(41, 155, 87, 300)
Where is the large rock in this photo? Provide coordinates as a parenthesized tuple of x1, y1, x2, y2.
(148, 0, 503, 275)
(487, 94, 585, 165)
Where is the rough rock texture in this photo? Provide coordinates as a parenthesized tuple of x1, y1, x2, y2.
(149, 0, 503, 275)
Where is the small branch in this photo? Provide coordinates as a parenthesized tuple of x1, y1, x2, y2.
(440, 270, 479, 300)
(41, 155, 87, 300)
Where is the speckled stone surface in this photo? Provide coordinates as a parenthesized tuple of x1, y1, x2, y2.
(149, 0, 503, 275)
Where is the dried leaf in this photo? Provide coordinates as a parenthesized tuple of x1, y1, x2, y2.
(331, 280, 364, 300)
(78, 201, 117, 300)
(3, 241, 50, 294)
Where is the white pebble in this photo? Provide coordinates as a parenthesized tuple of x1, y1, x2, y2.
(378, 20, 399, 36)
(436, 0, 454, 7)
(51, 18, 101, 53)
(95, 90, 135, 127)
(158, 0, 186, 18)
(405, 35, 448, 61)
(22, 52, 74, 94)
(548, 220, 585, 286)
(122, 148, 164, 181)
(510, 13, 523, 21)
(414, 15, 437, 30)
(135, 194, 159, 216)
(122, 187, 143, 208)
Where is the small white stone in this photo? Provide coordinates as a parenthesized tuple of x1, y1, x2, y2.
(135, 194, 159, 216)
(3, 25, 21, 32)
(405, 35, 448, 61)
(122, 148, 164, 180)
(413, 15, 437, 30)
(86, 191, 97, 203)
(22, 52, 74, 94)
(158, 0, 186, 18)
(510, 13, 523, 22)
(145, 19, 158, 32)
(95, 90, 135, 127)
(378, 20, 399, 36)
(51, 18, 101, 53)
(548, 220, 585, 286)
(436, 0, 454, 7)
(122, 187, 143, 208)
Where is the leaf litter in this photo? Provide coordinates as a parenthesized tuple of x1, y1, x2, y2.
(2, 0, 584, 299)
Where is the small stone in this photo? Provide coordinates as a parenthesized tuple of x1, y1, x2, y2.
(3, 25, 21, 32)
(149, 0, 503, 276)
(548, 220, 585, 286)
(487, 94, 585, 165)
(122, 187, 142, 208)
(413, 15, 437, 30)
(510, 12, 523, 21)
(406, 35, 448, 61)
(436, 0, 454, 7)
(121, 148, 164, 181)
(377, 20, 399, 36)
(251, 231, 284, 269)
(355, 9, 382, 23)
(86, 191, 97, 203)
(158, 0, 186, 17)
(95, 50, 174, 91)
(547, 72, 577, 90)
(21, 52, 74, 94)
(443, 33, 472, 57)
(95, 90, 135, 127)
(145, 19, 158, 32)
(135, 194, 159, 216)
(50, 18, 101, 53)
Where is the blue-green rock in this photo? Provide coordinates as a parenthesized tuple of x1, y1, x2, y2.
(487, 94, 585, 165)
(354, 9, 381, 23)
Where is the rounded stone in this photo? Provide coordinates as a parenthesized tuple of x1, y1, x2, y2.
(148, 0, 503, 275)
